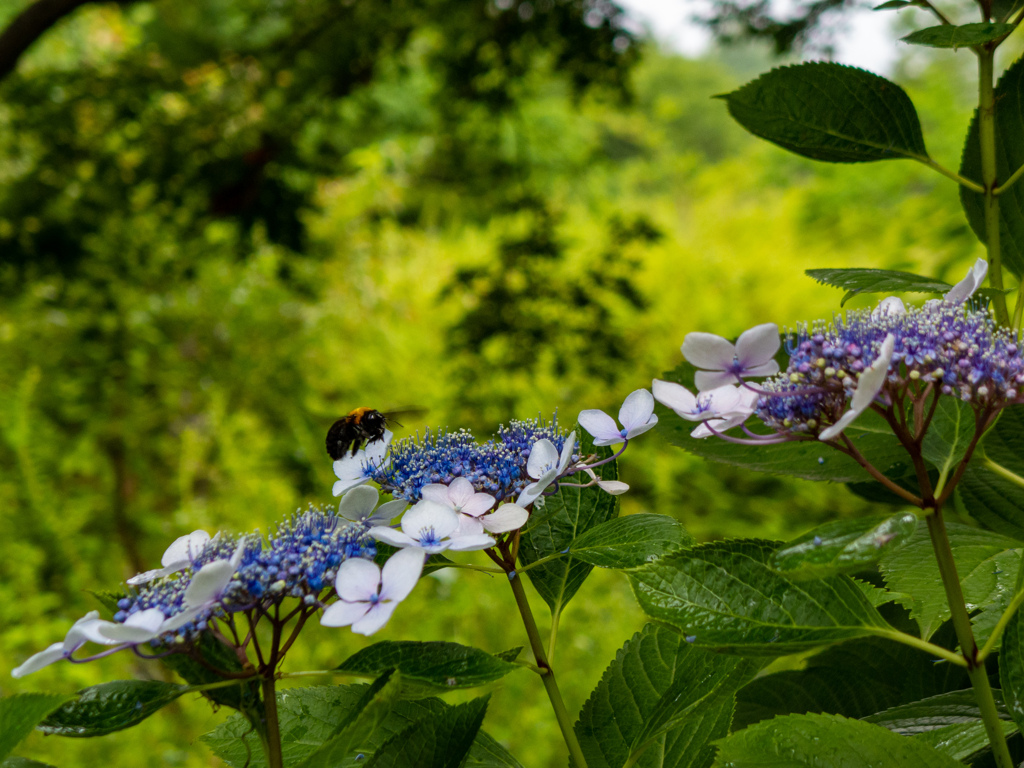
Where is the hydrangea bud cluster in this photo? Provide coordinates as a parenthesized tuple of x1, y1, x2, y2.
(370, 417, 577, 502)
(757, 301, 1024, 436)
(115, 505, 374, 646)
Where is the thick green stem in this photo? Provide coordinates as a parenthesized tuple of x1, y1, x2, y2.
(260, 675, 284, 768)
(926, 509, 1014, 768)
(508, 574, 588, 768)
(978, 49, 1011, 327)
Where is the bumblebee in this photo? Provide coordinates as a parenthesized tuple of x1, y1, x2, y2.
(326, 408, 422, 460)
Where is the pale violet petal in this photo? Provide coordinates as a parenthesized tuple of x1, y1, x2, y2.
(333, 454, 366, 481)
(447, 477, 476, 508)
(618, 390, 655, 432)
(99, 608, 166, 643)
(335, 558, 381, 602)
(481, 504, 529, 533)
(652, 379, 697, 414)
(592, 435, 625, 447)
(460, 493, 496, 518)
(400, 500, 460, 541)
(694, 369, 739, 392)
(740, 360, 780, 379)
(351, 601, 399, 636)
(161, 530, 211, 568)
(337, 486, 380, 522)
(380, 547, 425, 602)
(419, 484, 452, 506)
(320, 600, 371, 628)
(577, 409, 621, 442)
(945, 257, 988, 304)
(558, 431, 577, 474)
(458, 515, 486, 536)
(681, 332, 735, 370)
(526, 439, 559, 480)
(735, 323, 780, 368)
(11, 643, 67, 678)
(371, 499, 408, 526)
(597, 479, 629, 495)
(447, 533, 497, 552)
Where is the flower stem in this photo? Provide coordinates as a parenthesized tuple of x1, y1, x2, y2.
(260, 674, 285, 768)
(978, 48, 1011, 327)
(926, 508, 1014, 768)
(508, 573, 588, 768)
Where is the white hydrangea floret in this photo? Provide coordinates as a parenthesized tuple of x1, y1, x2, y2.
(682, 323, 780, 391)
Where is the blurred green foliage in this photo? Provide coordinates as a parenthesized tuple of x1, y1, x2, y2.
(0, 0, 993, 765)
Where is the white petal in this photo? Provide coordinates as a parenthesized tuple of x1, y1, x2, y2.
(333, 476, 369, 497)
(597, 479, 630, 495)
(850, 334, 895, 413)
(592, 434, 625, 447)
(819, 410, 858, 442)
(517, 468, 557, 506)
(320, 600, 371, 628)
(618, 390, 655, 431)
(945, 257, 988, 304)
(62, 611, 101, 651)
(12, 643, 67, 678)
(872, 296, 906, 319)
(159, 606, 203, 634)
(363, 430, 393, 465)
(368, 526, 419, 549)
(681, 332, 735, 370)
(337, 486, 379, 522)
(333, 454, 367, 482)
(652, 379, 697, 414)
(351, 601, 399, 636)
(558, 432, 577, 474)
(420, 484, 452, 506)
(335, 557, 382, 602)
(380, 547, 425, 602)
(624, 414, 658, 440)
(99, 608, 166, 643)
(526, 439, 559, 479)
(127, 564, 184, 586)
(460, 493, 496, 518)
(481, 504, 529, 533)
(183, 559, 235, 607)
(694, 369, 739, 391)
(70, 618, 120, 647)
(735, 323, 780, 368)
(230, 539, 246, 569)
(400, 500, 460, 541)
(161, 530, 211, 568)
(447, 533, 497, 552)
(447, 477, 476, 508)
(577, 409, 621, 441)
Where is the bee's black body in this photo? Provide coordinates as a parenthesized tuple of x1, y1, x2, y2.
(326, 407, 390, 460)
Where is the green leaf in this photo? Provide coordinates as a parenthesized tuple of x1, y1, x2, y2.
(162, 633, 260, 712)
(902, 22, 1015, 48)
(719, 63, 929, 164)
(86, 589, 125, 615)
(293, 672, 402, 768)
(202, 685, 521, 768)
(955, 405, 1024, 541)
(2, 758, 58, 768)
(805, 267, 950, 306)
(771, 513, 917, 580)
(921, 397, 975, 478)
(629, 539, 889, 655)
(874, 0, 921, 9)
(879, 520, 1020, 640)
(999, 608, 1024, 735)
(863, 690, 1017, 762)
(493, 647, 522, 663)
(365, 695, 489, 768)
(0, 694, 73, 761)
(567, 514, 693, 569)
(575, 624, 761, 768)
(715, 712, 964, 767)
(335, 641, 520, 693)
(961, 56, 1024, 277)
(518, 424, 618, 616)
(734, 633, 969, 728)
(37, 681, 187, 738)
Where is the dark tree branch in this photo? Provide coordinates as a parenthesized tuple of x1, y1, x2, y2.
(0, 0, 133, 83)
